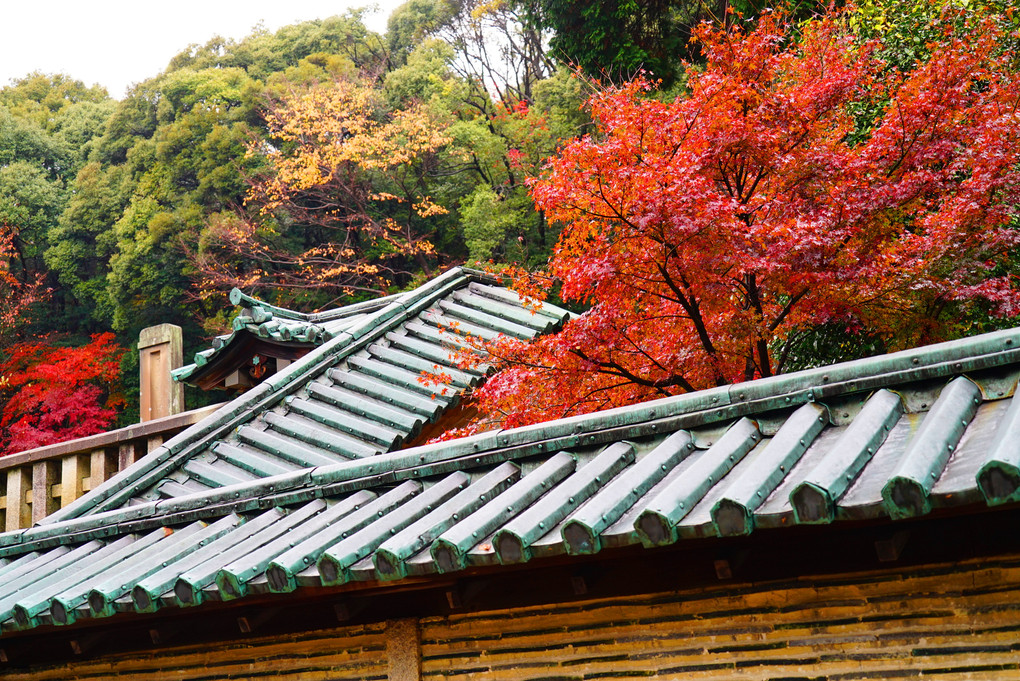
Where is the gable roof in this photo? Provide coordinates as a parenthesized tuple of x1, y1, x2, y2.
(170, 288, 406, 389)
(1, 321, 1019, 638)
(42, 267, 569, 522)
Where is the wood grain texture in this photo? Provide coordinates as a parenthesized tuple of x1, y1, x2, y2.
(0, 623, 387, 681)
(421, 558, 1020, 680)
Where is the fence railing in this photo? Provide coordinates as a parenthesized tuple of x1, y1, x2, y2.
(0, 404, 222, 531)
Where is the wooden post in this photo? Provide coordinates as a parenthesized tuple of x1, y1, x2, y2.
(138, 324, 184, 423)
(60, 454, 88, 508)
(385, 618, 421, 681)
(118, 442, 139, 471)
(5, 467, 30, 531)
(89, 448, 114, 491)
(31, 460, 59, 524)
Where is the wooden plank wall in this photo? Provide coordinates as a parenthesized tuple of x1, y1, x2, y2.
(421, 556, 1020, 680)
(1, 622, 388, 681)
(5, 556, 1020, 680)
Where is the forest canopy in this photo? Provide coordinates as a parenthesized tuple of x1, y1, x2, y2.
(0, 0, 1018, 452)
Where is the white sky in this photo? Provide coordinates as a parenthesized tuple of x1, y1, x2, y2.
(0, 0, 406, 99)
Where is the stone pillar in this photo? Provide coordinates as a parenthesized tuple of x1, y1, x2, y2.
(138, 324, 184, 422)
(385, 618, 422, 681)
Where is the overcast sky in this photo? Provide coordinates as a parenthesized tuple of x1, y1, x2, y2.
(1, 0, 406, 99)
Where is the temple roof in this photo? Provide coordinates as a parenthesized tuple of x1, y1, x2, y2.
(1, 302, 1019, 638)
(171, 288, 407, 389)
(42, 267, 569, 517)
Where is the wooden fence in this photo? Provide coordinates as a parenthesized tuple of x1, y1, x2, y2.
(0, 404, 222, 531)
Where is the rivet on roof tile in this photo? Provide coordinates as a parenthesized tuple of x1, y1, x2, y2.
(785, 397, 791, 403)
(912, 358, 920, 364)
(568, 497, 575, 503)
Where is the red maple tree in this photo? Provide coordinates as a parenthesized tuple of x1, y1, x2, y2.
(465, 6, 1020, 429)
(0, 334, 125, 454)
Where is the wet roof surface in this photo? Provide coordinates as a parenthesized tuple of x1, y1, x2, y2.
(45, 268, 569, 516)
(2, 298, 1020, 638)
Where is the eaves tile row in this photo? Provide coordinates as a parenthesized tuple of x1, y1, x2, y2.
(2, 334, 1020, 637)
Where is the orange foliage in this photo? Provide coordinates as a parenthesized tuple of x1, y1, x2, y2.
(0, 229, 43, 340)
(195, 80, 450, 300)
(465, 7, 1020, 429)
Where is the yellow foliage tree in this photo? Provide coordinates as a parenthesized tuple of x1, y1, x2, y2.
(196, 79, 452, 304)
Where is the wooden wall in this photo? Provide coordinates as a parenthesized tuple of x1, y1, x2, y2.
(2, 622, 388, 681)
(6, 555, 1020, 680)
(420, 555, 1020, 680)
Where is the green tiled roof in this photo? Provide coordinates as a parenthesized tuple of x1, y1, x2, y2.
(2, 314, 1020, 637)
(171, 289, 406, 384)
(42, 267, 570, 518)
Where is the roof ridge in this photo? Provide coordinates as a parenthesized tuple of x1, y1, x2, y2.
(9, 323, 1019, 551)
(226, 288, 406, 323)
